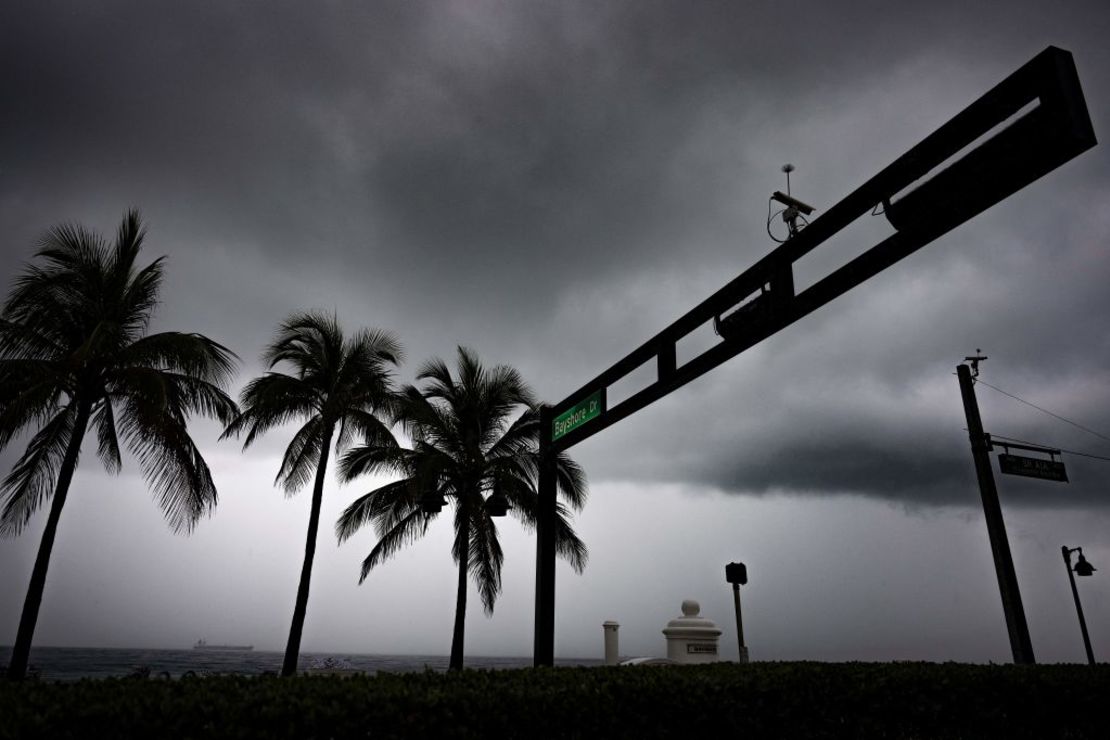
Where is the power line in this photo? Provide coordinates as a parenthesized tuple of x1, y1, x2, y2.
(976, 378, 1110, 445)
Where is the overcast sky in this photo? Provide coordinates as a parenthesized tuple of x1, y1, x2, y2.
(3, 0, 1109, 664)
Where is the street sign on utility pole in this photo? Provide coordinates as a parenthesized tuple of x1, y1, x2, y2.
(552, 389, 605, 441)
(998, 453, 1068, 482)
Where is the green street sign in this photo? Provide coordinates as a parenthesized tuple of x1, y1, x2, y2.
(998, 453, 1068, 483)
(553, 390, 604, 441)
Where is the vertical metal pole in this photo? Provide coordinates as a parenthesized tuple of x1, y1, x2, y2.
(731, 584, 748, 663)
(1062, 547, 1096, 665)
(533, 404, 556, 667)
(957, 363, 1035, 664)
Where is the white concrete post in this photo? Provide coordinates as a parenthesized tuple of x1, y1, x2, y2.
(603, 620, 620, 665)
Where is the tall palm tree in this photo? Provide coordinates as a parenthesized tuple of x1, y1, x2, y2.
(336, 346, 588, 671)
(0, 211, 239, 680)
(221, 311, 401, 677)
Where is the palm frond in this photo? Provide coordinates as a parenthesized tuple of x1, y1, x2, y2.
(115, 257, 164, 338)
(118, 395, 217, 534)
(263, 310, 343, 380)
(117, 331, 238, 385)
(92, 399, 121, 475)
(275, 416, 324, 495)
(110, 209, 146, 278)
(336, 408, 396, 454)
(220, 373, 319, 447)
(475, 364, 535, 449)
(111, 367, 239, 428)
(356, 507, 428, 583)
(335, 478, 417, 543)
(337, 440, 407, 482)
(555, 451, 588, 512)
(0, 318, 64, 360)
(553, 501, 589, 574)
(470, 512, 504, 615)
(485, 407, 538, 461)
(0, 406, 75, 537)
(414, 355, 455, 398)
(395, 387, 460, 455)
(0, 359, 67, 448)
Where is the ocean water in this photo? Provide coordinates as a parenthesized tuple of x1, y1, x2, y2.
(0, 646, 602, 681)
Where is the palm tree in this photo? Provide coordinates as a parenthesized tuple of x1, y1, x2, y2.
(335, 346, 588, 670)
(0, 211, 239, 680)
(221, 311, 401, 677)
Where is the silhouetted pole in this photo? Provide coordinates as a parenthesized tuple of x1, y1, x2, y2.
(1062, 546, 1096, 665)
(731, 584, 747, 662)
(534, 404, 556, 667)
(957, 363, 1035, 664)
(725, 562, 749, 663)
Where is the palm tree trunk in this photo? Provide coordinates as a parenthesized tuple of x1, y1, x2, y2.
(449, 500, 470, 671)
(7, 400, 92, 681)
(281, 424, 334, 677)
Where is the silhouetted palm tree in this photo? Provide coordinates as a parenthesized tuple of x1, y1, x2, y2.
(336, 346, 588, 670)
(222, 311, 401, 677)
(0, 211, 239, 680)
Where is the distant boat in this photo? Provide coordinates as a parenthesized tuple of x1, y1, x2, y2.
(193, 639, 253, 651)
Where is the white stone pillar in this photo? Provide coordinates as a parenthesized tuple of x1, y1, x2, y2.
(603, 620, 620, 665)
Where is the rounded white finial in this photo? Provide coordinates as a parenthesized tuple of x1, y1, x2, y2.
(681, 599, 700, 617)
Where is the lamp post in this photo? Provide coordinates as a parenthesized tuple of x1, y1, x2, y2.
(1062, 546, 1097, 665)
(725, 562, 749, 663)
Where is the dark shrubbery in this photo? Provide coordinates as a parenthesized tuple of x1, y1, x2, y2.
(2, 662, 1107, 739)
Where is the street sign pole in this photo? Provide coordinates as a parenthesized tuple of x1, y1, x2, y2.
(957, 363, 1036, 664)
(534, 404, 557, 667)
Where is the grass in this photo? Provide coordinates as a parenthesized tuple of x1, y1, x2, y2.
(2, 661, 1107, 739)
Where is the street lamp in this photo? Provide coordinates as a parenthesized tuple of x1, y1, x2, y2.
(725, 562, 749, 663)
(1062, 546, 1097, 665)
(485, 484, 510, 517)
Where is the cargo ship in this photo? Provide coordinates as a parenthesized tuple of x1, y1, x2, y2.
(193, 639, 253, 651)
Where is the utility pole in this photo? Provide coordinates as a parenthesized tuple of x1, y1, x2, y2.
(957, 357, 1035, 664)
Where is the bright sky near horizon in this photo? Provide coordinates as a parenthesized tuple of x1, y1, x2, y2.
(2, 0, 1109, 664)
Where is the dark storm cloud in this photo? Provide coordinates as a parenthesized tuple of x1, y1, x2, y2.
(3, 0, 1109, 510)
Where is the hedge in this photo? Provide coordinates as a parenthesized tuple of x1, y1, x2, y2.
(2, 662, 1107, 739)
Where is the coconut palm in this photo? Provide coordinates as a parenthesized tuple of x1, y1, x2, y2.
(221, 311, 401, 677)
(335, 346, 588, 671)
(0, 211, 239, 680)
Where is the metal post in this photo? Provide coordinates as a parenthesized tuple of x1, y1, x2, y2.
(957, 363, 1035, 664)
(533, 404, 556, 667)
(731, 584, 749, 663)
(1062, 546, 1096, 665)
